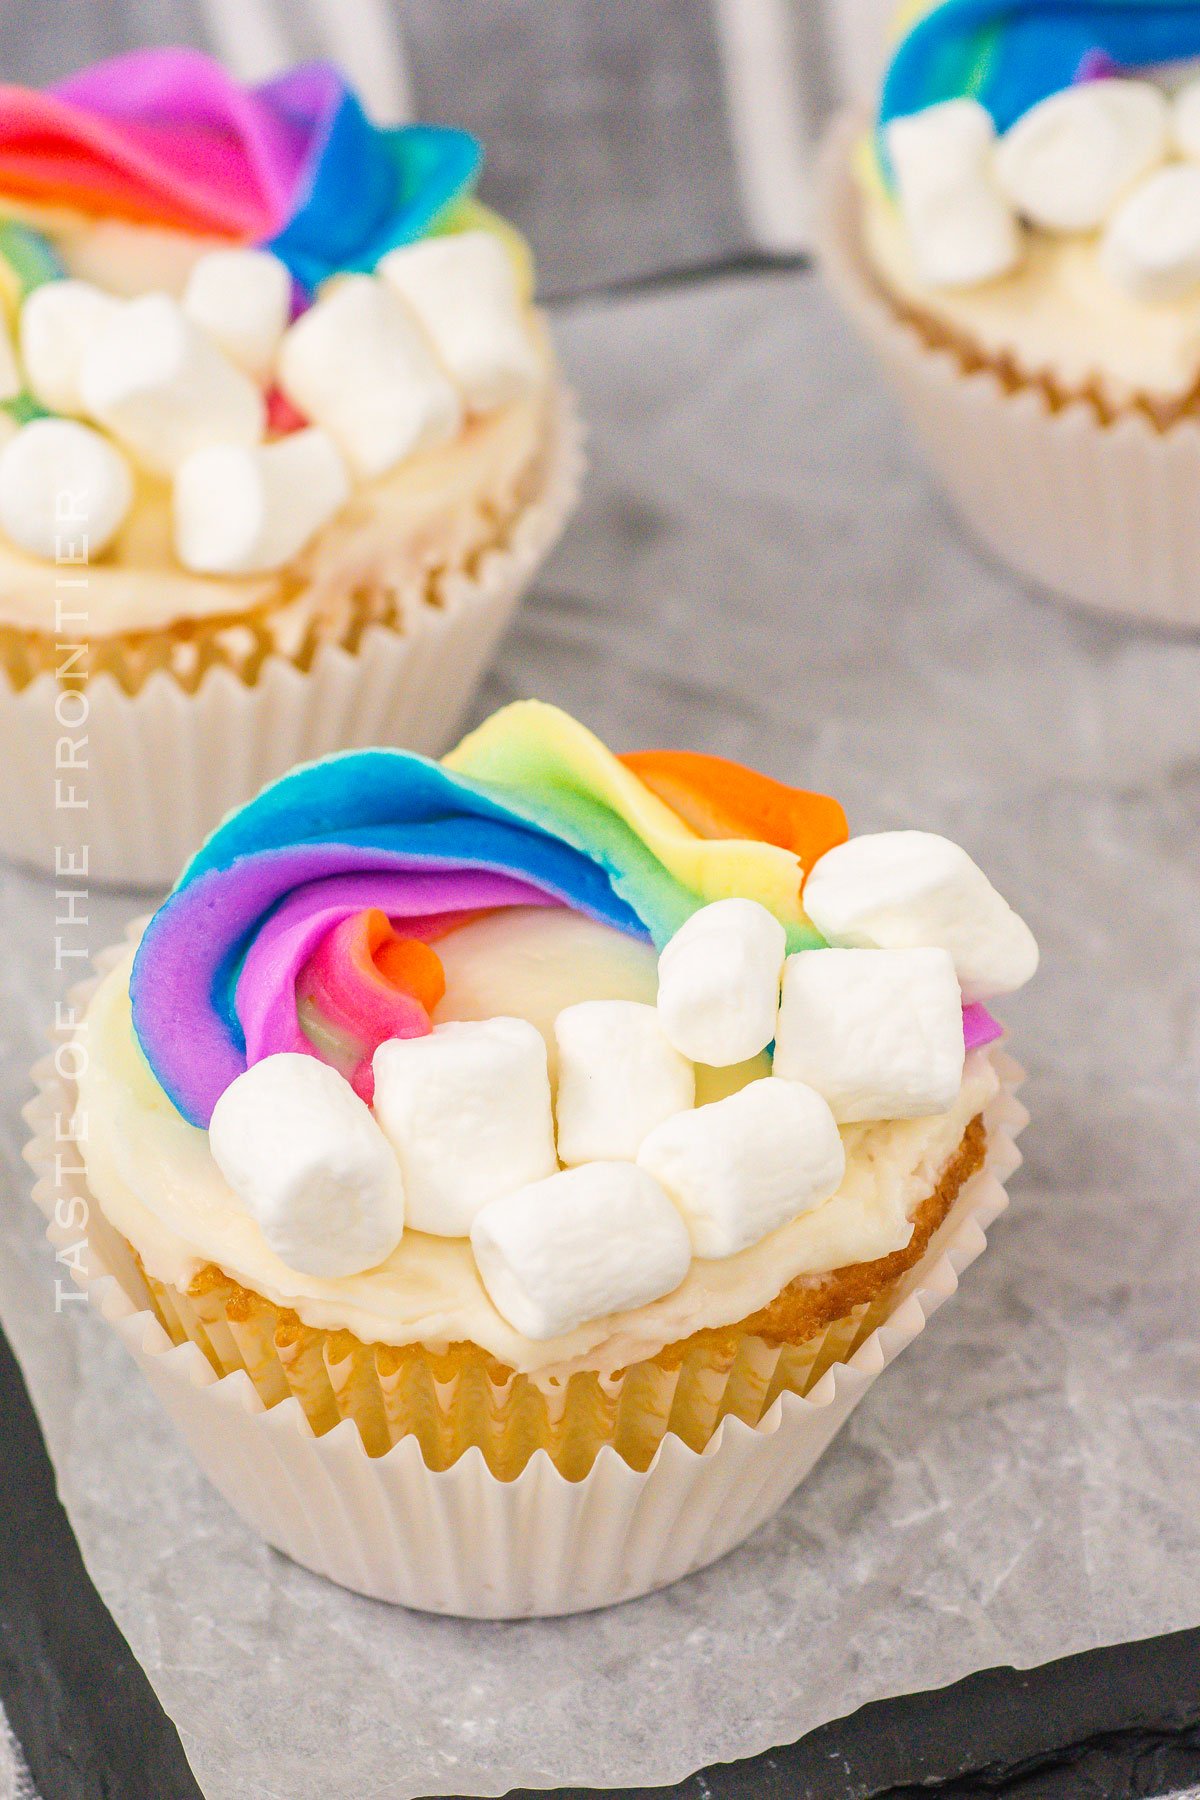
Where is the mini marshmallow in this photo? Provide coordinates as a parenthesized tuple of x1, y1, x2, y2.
(471, 1161, 691, 1340)
(377, 231, 540, 412)
(0, 418, 132, 560)
(208, 1052, 405, 1279)
(173, 428, 349, 574)
(277, 275, 461, 480)
(1101, 164, 1200, 302)
(1173, 77, 1200, 162)
(637, 1076, 844, 1259)
(372, 1018, 557, 1236)
(183, 248, 292, 381)
(774, 947, 964, 1123)
(78, 292, 265, 476)
(19, 279, 120, 414)
(994, 79, 1169, 233)
(656, 898, 786, 1067)
(553, 1000, 694, 1165)
(802, 830, 1038, 1002)
(887, 99, 1023, 287)
(0, 314, 19, 404)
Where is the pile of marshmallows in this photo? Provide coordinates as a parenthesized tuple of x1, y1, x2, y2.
(0, 229, 539, 572)
(888, 75, 1200, 297)
(207, 829, 1037, 1344)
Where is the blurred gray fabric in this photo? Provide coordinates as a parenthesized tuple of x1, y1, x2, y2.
(396, 0, 752, 296)
(0, 0, 788, 297)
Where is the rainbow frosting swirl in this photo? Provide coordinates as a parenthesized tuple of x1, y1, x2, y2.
(130, 703, 854, 1126)
(130, 702, 1003, 1129)
(880, 1, 1200, 135)
(0, 48, 481, 289)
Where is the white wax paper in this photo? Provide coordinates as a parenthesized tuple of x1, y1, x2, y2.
(1, 272, 1198, 1798)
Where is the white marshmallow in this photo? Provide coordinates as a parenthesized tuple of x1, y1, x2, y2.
(19, 280, 121, 414)
(377, 231, 540, 412)
(79, 292, 265, 476)
(173, 428, 349, 574)
(208, 1053, 405, 1279)
(1173, 77, 1200, 161)
(994, 79, 1169, 233)
(471, 1161, 691, 1339)
(183, 248, 292, 381)
(553, 1000, 694, 1165)
(887, 99, 1023, 287)
(637, 1076, 844, 1259)
(802, 830, 1038, 1002)
(656, 898, 786, 1067)
(774, 947, 964, 1123)
(0, 418, 132, 560)
(1101, 163, 1200, 301)
(0, 313, 20, 404)
(277, 275, 461, 480)
(372, 1018, 557, 1236)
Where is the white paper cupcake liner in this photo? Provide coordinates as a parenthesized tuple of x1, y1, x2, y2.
(815, 114, 1200, 630)
(0, 386, 583, 890)
(24, 951, 1027, 1619)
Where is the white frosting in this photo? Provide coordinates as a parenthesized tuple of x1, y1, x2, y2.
(208, 1052, 405, 1278)
(774, 946, 965, 1122)
(864, 79, 1200, 404)
(887, 99, 1022, 289)
(803, 830, 1038, 1002)
(378, 231, 541, 413)
(553, 999, 694, 1164)
(172, 429, 349, 574)
(277, 275, 462, 480)
(0, 419, 132, 559)
(0, 356, 551, 635)
(637, 1076, 845, 1259)
(182, 248, 291, 381)
(471, 1161, 692, 1340)
(76, 933, 998, 1382)
(993, 80, 1169, 233)
(655, 897, 785, 1066)
(862, 185, 1200, 406)
(0, 196, 548, 606)
(372, 1017, 557, 1236)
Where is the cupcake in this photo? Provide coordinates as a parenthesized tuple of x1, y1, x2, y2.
(0, 50, 578, 885)
(816, 2, 1200, 627)
(29, 701, 1035, 1615)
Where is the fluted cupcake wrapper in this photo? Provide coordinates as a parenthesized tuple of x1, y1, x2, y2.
(0, 385, 583, 889)
(24, 946, 1027, 1618)
(816, 113, 1200, 631)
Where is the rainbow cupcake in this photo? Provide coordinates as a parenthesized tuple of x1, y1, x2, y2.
(0, 50, 577, 883)
(29, 701, 1035, 1615)
(817, 1, 1200, 625)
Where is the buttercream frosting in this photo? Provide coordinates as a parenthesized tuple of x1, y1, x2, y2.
(0, 50, 549, 612)
(861, 3, 1200, 404)
(77, 703, 1027, 1369)
(79, 942, 998, 1380)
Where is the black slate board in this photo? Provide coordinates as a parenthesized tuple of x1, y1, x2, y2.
(2, 1311, 1198, 1800)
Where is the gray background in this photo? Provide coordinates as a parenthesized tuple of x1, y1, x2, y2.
(1, 264, 1196, 1797)
(0, 3, 1196, 1795)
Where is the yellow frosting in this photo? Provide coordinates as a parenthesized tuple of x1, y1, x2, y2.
(447, 701, 812, 936)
